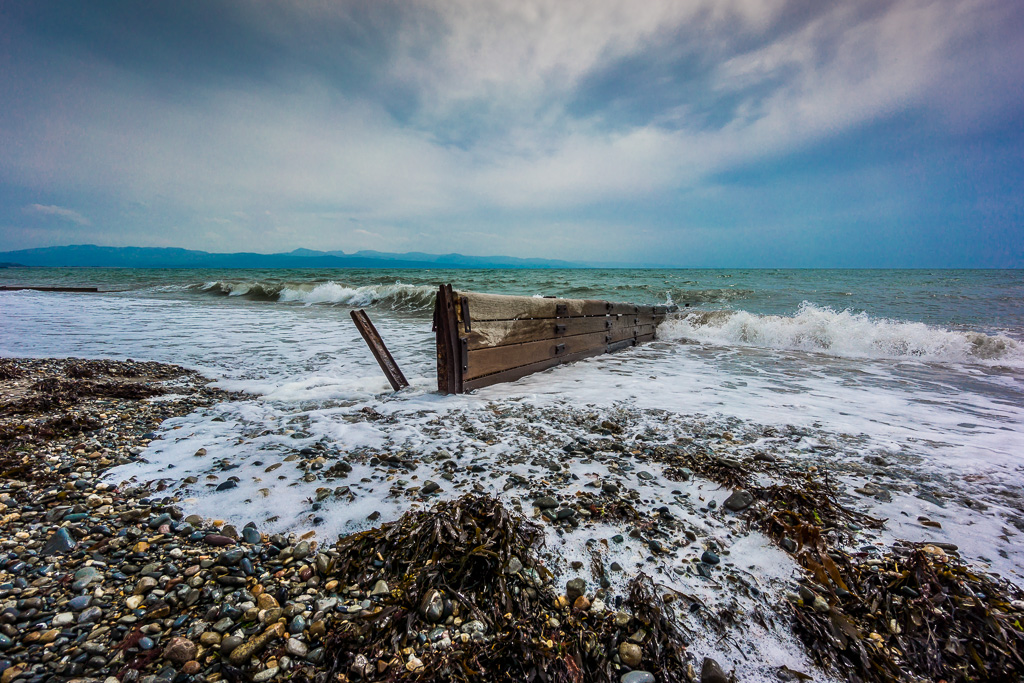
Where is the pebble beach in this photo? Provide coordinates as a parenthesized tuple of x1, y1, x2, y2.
(3, 354, 1023, 683)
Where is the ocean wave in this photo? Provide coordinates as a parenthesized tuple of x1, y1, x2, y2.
(666, 288, 755, 305)
(657, 302, 1023, 364)
(188, 281, 437, 311)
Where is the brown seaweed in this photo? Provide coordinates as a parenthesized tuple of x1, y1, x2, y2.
(301, 494, 694, 683)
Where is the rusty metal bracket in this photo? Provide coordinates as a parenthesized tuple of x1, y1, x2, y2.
(555, 303, 568, 316)
(554, 323, 566, 334)
(350, 309, 409, 391)
(459, 296, 472, 333)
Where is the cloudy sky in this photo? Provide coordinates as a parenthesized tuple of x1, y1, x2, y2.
(1, 0, 1022, 266)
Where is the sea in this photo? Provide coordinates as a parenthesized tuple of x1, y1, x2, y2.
(2, 267, 1023, 676)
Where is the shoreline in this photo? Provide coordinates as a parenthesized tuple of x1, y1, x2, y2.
(1, 357, 1022, 683)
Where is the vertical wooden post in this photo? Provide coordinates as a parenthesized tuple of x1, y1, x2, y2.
(435, 284, 464, 394)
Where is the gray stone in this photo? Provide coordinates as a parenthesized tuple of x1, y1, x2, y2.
(252, 666, 279, 682)
(701, 657, 729, 683)
(52, 612, 75, 627)
(621, 672, 655, 683)
(722, 490, 753, 512)
(41, 528, 77, 556)
(701, 551, 720, 565)
(285, 638, 308, 658)
(534, 496, 558, 509)
(220, 635, 244, 654)
(78, 606, 103, 623)
(212, 617, 234, 633)
(242, 527, 262, 544)
(370, 580, 389, 596)
(566, 578, 586, 602)
(421, 481, 441, 494)
(68, 595, 91, 611)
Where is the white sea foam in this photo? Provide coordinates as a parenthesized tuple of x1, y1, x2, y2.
(658, 302, 1024, 364)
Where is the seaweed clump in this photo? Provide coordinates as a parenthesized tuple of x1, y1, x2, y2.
(787, 541, 1024, 682)
(648, 443, 1024, 682)
(301, 494, 693, 683)
(0, 361, 23, 380)
(752, 477, 1024, 682)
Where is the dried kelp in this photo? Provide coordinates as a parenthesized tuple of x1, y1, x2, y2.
(302, 495, 694, 683)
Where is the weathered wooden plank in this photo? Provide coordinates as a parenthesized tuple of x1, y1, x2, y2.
(606, 332, 655, 354)
(462, 346, 607, 391)
(464, 324, 656, 380)
(466, 314, 664, 350)
(458, 291, 653, 321)
(462, 333, 655, 391)
(350, 309, 409, 391)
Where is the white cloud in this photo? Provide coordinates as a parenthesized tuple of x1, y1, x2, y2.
(1, 0, 1021, 256)
(23, 204, 92, 226)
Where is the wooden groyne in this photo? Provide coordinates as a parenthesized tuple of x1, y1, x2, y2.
(433, 284, 672, 394)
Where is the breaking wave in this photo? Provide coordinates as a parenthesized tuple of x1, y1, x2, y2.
(188, 281, 437, 311)
(658, 302, 1023, 364)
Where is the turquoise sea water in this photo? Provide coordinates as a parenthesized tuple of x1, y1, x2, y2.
(3, 267, 1023, 334)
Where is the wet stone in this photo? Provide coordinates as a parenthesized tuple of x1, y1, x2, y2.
(701, 551, 720, 565)
(41, 528, 77, 556)
(241, 527, 261, 544)
(534, 496, 558, 509)
(78, 606, 103, 623)
(220, 635, 244, 654)
(701, 657, 729, 683)
(619, 641, 642, 668)
(68, 595, 91, 611)
(723, 490, 754, 512)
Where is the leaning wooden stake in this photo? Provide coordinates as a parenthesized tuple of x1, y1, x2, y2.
(350, 309, 409, 391)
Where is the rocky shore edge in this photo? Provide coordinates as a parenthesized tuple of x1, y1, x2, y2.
(2, 357, 1023, 683)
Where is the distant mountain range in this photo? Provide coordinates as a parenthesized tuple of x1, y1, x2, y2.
(0, 245, 588, 269)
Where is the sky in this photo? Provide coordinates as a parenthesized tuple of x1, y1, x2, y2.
(1, 0, 1022, 267)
